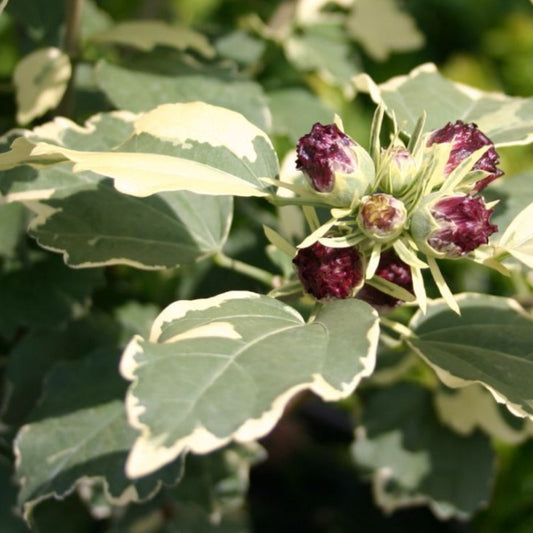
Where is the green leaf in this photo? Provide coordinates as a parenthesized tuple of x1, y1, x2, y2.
(120, 292, 379, 477)
(88, 20, 215, 58)
(1, 313, 121, 426)
(434, 384, 533, 445)
(215, 30, 265, 66)
(0, 255, 103, 339)
(0, 112, 135, 201)
(498, 200, 533, 268)
(0, 458, 29, 532)
(1, 102, 278, 198)
(94, 60, 271, 131)
(284, 24, 360, 97)
(353, 383, 495, 519)
(407, 293, 533, 421)
(268, 88, 334, 142)
(80, 0, 113, 40)
(355, 63, 533, 146)
(484, 172, 533, 237)
(15, 351, 185, 520)
(13, 47, 71, 125)
(0, 202, 25, 257)
(0, 0, 9, 16)
(346, 0, 424, 61)
(6, 0, 64, 46)
(27, 183, 233, 269)
(173, 444, 264, 518)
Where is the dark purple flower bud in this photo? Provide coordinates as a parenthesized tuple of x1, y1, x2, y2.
(357, 193, 407, 242)
(411, 194, 498, 258)
(357, 250, 413, 313)
(426, 120, 503, 191)
(292, 241, 364, 300)
(296, 123, 358, 192)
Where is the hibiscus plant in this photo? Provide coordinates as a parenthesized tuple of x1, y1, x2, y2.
(2, 0, 533, 531)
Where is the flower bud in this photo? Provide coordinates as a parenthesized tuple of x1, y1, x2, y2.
(426, 120, 503, 192)
(410, 193, 498, 258)
(357, 250, 413, 313)
(296, 122, 374, 206)
(381, 146, 418, 195)
(292, 241, 364, 299)
(357, 193, 407, 242)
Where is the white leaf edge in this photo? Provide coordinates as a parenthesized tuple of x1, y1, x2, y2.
(120, 291, 379, 478)
(408, 292, 533, 421)
(354, 62, 533, 147)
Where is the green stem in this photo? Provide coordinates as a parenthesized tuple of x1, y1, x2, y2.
(380, 317, 413, 339)
(213, 252, 277, 288)
(57, 0, 84, 116)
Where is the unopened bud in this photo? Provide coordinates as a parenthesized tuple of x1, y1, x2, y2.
(411, 193, 498, 258)
(292, 241, 364, 299)
(296, 123, 374, 206)
(357, 193, 407, 242)
(426, 120, 503, 192)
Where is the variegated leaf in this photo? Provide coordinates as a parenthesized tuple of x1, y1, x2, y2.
(120, 292, 379, 477)
(355, 63, 533, 146)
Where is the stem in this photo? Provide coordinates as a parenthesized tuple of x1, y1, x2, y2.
(57, 0, 84, 116)
(380, 317, 413, 339)
(213, 252, 277, 288)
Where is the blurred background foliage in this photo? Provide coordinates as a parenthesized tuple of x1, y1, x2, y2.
(1, 0, 533, 532)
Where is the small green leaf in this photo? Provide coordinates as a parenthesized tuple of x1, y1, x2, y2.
(215, 30, 265, 66)
(353, 383, 495, 519)
(346, 0, 424, 61)
(121, 292, 378, 477)
(13, 47, 71, 124)
(408, 293, 533, 421)
(355, 63, 533, 146)
(284, 24, 360, 97)
(28, 183, 233, 269)
(89, 20, 215, 57)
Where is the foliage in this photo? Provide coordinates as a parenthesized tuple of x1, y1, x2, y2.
(2, 1, 533, 532)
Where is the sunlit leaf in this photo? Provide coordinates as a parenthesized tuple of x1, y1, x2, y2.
(0, 103, 278, 199)
(353, 383, 495, 519)
(346, 0, 424, 61)
(13, 47, 71, 124)
(355, 63, 533, 146)
(408, 293, 533, 421)
(89, 20, 215, 57)
(121, 292, 379, 477)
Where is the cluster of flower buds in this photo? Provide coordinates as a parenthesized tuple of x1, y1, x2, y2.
(288, 115, 502, 313)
